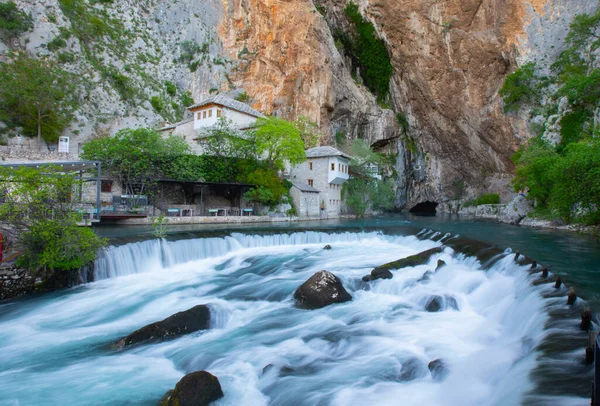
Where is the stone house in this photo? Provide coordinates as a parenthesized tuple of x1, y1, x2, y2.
(289, 146, 350, 218)
(159, 95, 263, 153)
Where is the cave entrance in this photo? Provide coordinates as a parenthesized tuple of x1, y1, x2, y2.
(409, 201, 438, 214)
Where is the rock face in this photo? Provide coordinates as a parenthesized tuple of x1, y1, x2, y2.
(116, 305, 210, 348)
(160, 371, 224, 406)
(294, 270, 352, 309)
(499, 195, 531, 225)
(6, 1, 598, 205)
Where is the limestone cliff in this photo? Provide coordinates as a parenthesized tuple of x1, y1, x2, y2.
(2, 0, 597, 209)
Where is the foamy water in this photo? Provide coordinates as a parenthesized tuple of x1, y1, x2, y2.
(0, 231, 590, 405)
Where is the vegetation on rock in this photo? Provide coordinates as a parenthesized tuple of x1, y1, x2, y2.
(341, 2, 393, 103)
(504, 4, 600, 225)
(0, 53, 80, 144)
(0, 1, 32, 46)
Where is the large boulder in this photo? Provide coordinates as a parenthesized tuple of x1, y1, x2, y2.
(160, 371, 224, 406)
(115, 305, 210, 348)
(499, 195, 531, 225)
(294, 271, 352, 309)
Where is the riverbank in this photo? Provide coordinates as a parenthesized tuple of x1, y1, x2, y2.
(441, 201, 600, 236)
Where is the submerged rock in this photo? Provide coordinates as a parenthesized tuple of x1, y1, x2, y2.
(369, 247, 443, 277)
(417, 271, 434, 284)
(116, 305, 210, 348)
(428, 359, 449, 381)
(362, 267, 393, 282)
(435, 259, 446, 271)
(424, 295, 458, 312)
(294, 270, 352, 309)
(398, 358, 428, 381)
(160, 371, 223, 406)
(323, 245, 332, 250)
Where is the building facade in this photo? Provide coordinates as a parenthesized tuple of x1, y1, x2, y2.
(160, 95, 263, 153)
(289, 146, 351, 218)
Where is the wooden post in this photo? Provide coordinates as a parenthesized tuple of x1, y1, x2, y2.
(594, 333, 600, 405)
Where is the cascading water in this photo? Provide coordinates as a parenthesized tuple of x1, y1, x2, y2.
(0, 230, 592, 405)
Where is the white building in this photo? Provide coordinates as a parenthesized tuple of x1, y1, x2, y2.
(289, 146, 351, 218)
(159, 95, 263, 153)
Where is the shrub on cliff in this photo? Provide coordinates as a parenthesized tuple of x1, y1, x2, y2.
(0, 1, 32, 46)
(343, 3, 393, 102)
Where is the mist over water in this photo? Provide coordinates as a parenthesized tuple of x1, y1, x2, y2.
(0, 229, 592, 405)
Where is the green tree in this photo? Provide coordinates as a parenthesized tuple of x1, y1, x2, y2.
(81, 128, 190, 202)
(254, 116, 306, 170)
(0, 2, 32, 47)
(0, 54, 79, 145)
(0, 165, 106, 272)
(499, 62, 545, 112)
(342, 139, 396, 216)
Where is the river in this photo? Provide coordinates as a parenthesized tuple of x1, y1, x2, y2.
(0, 214, 598, 405)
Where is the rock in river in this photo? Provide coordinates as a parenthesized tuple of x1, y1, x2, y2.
(115, 304, 210, 348)
(160, 371, 224, 406)
(294, 270, 352, 309)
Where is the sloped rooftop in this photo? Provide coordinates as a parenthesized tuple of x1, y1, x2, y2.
(188, 95, 264, 118)
(305, 146, 351, 159)
(290, 180, 320, 193)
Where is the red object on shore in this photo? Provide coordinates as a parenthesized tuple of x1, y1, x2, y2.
(0, 233, 3, 262)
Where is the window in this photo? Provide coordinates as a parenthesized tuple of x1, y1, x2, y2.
(309, 161, 313, 170)
(208, 109, 212, 118)
(217, 109, 222, 118)
(331, 163, 335, 171)
(338, 163, 341, 171)
(308, 179, 314, 187)
(203, 111, 207, 119)
(101, 180, 112, 193)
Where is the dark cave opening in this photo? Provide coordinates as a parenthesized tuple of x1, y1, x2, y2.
(409, 201, 438, 214)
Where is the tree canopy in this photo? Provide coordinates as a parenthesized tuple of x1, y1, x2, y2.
(81, 128, 190, 199)
(0, 53, 80, 145)
(254, 116, 306, 170)
(0, 165, 106, 272)
(343, 139, 395, 216)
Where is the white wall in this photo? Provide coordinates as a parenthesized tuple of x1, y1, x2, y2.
(193, 105, 257, 132)
(327, 157, 350, 184)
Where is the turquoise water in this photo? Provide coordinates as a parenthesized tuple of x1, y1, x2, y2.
(0, 214, 598, 405)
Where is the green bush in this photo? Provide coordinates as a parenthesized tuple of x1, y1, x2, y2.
(150, 95, 164, 112)
(57, 51, 75, 63)
(0, 1, 32, 44)
(464, 193, 500, 207)
(165, 80, 177, 96)
(499, 62, 544, 112)
(235, 92, 249, 103)
(47, 36, 67, 51)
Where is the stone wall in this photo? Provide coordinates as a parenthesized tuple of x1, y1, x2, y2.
(0, 146, 79, 163)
